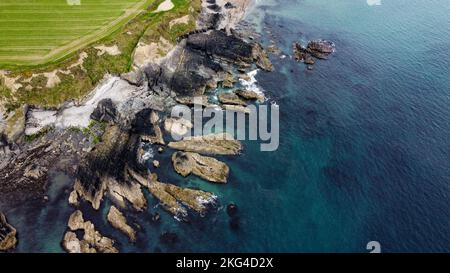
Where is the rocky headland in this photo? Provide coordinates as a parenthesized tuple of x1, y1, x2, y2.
(0, 0, 273, 252)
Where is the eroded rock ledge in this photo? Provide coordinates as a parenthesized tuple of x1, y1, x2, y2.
(107, 206, 136, 242)
(168, 133, 242, 155)
(172, 151, 229, 183)
(62, 210, 118, 253)
(128, 169, 217, 219)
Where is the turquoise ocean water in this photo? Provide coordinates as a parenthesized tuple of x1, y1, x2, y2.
(3, 0, 450, 252)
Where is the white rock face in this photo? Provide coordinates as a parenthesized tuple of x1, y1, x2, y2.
(25, 76, 137, 134)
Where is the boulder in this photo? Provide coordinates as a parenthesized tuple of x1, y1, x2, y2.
(0, 213, 17, 251)
(164, 117, 193, 136)
(153, 160, 160, 168)
(107, 206, 136, 242)
(120, 70, 144, 86)
(168, 133, 242, 155)
(172, 151, 229, 183)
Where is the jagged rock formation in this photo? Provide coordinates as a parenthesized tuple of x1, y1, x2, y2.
(142, 29, 273, 98)
(0, 213, 17, 251)
(107, 206, 136, 242)
(128, 169, 216, 218)
(74, 125, 140, 210)
(293, 39, 335, 68)
(139, 110, 165, 145)
(168, 133, 242, 155)
(172, 151, 229, 183)
(107, 177, 147, 212)
(0, 142, 56, 204)
(62, 210, 118, 253)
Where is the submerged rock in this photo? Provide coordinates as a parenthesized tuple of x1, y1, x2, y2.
(168, 133, 242, 155)
(172, 151, 229, 183)
(107, 206, 136, 242)
(160, 232, 179, 245)
(63, 210, 118, 253)
(0, 212, 17, 251)
(227, 203, 238, 217)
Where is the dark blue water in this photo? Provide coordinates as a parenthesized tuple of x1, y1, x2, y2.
(4, 0, 450, 252)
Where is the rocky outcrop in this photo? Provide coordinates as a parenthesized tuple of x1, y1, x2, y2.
(143, 30, 273, 97)
(107, 177, 147, 212)
(107, 206, 136, 242)
(128, 169, 217, 218)
(0, 213, 17, 251)
(172, 151, 229, 183)
(74, 125, 140, 210)
(293, 40, 335, 68)
(168, 133, 242, 155)
(0, 141, 56, 205)
(235, 89, 264, 102)
(63, 210, 118, 253)
(90, 98, 118, 124)
(138, 110, 165, 145)
(222, 104, 251, 114)
(252, 44, 274, 72)
(164, 117, 193, 137)
(120, 70, 144, 86)
(218, 92, 247, 106)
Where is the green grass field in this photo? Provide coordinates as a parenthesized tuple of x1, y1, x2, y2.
(0, 0, 150, 66)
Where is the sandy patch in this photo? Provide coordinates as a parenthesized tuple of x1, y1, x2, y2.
(0, 71, 22, 92)
(133, 37, 173, 68)
(43, 71, 61, 88)
(68, 52, 88, 71)
(154, 0, 174, 13)
(94, 45, 122, 56)
(169, 15, 191, 29)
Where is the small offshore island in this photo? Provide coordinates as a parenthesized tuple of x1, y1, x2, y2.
(0, 0, 276, 252)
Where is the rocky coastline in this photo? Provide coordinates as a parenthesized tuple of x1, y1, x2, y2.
(0, 0, 273, 252)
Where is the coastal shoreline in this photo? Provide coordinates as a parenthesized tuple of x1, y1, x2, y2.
(0, 0, 272, 253)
